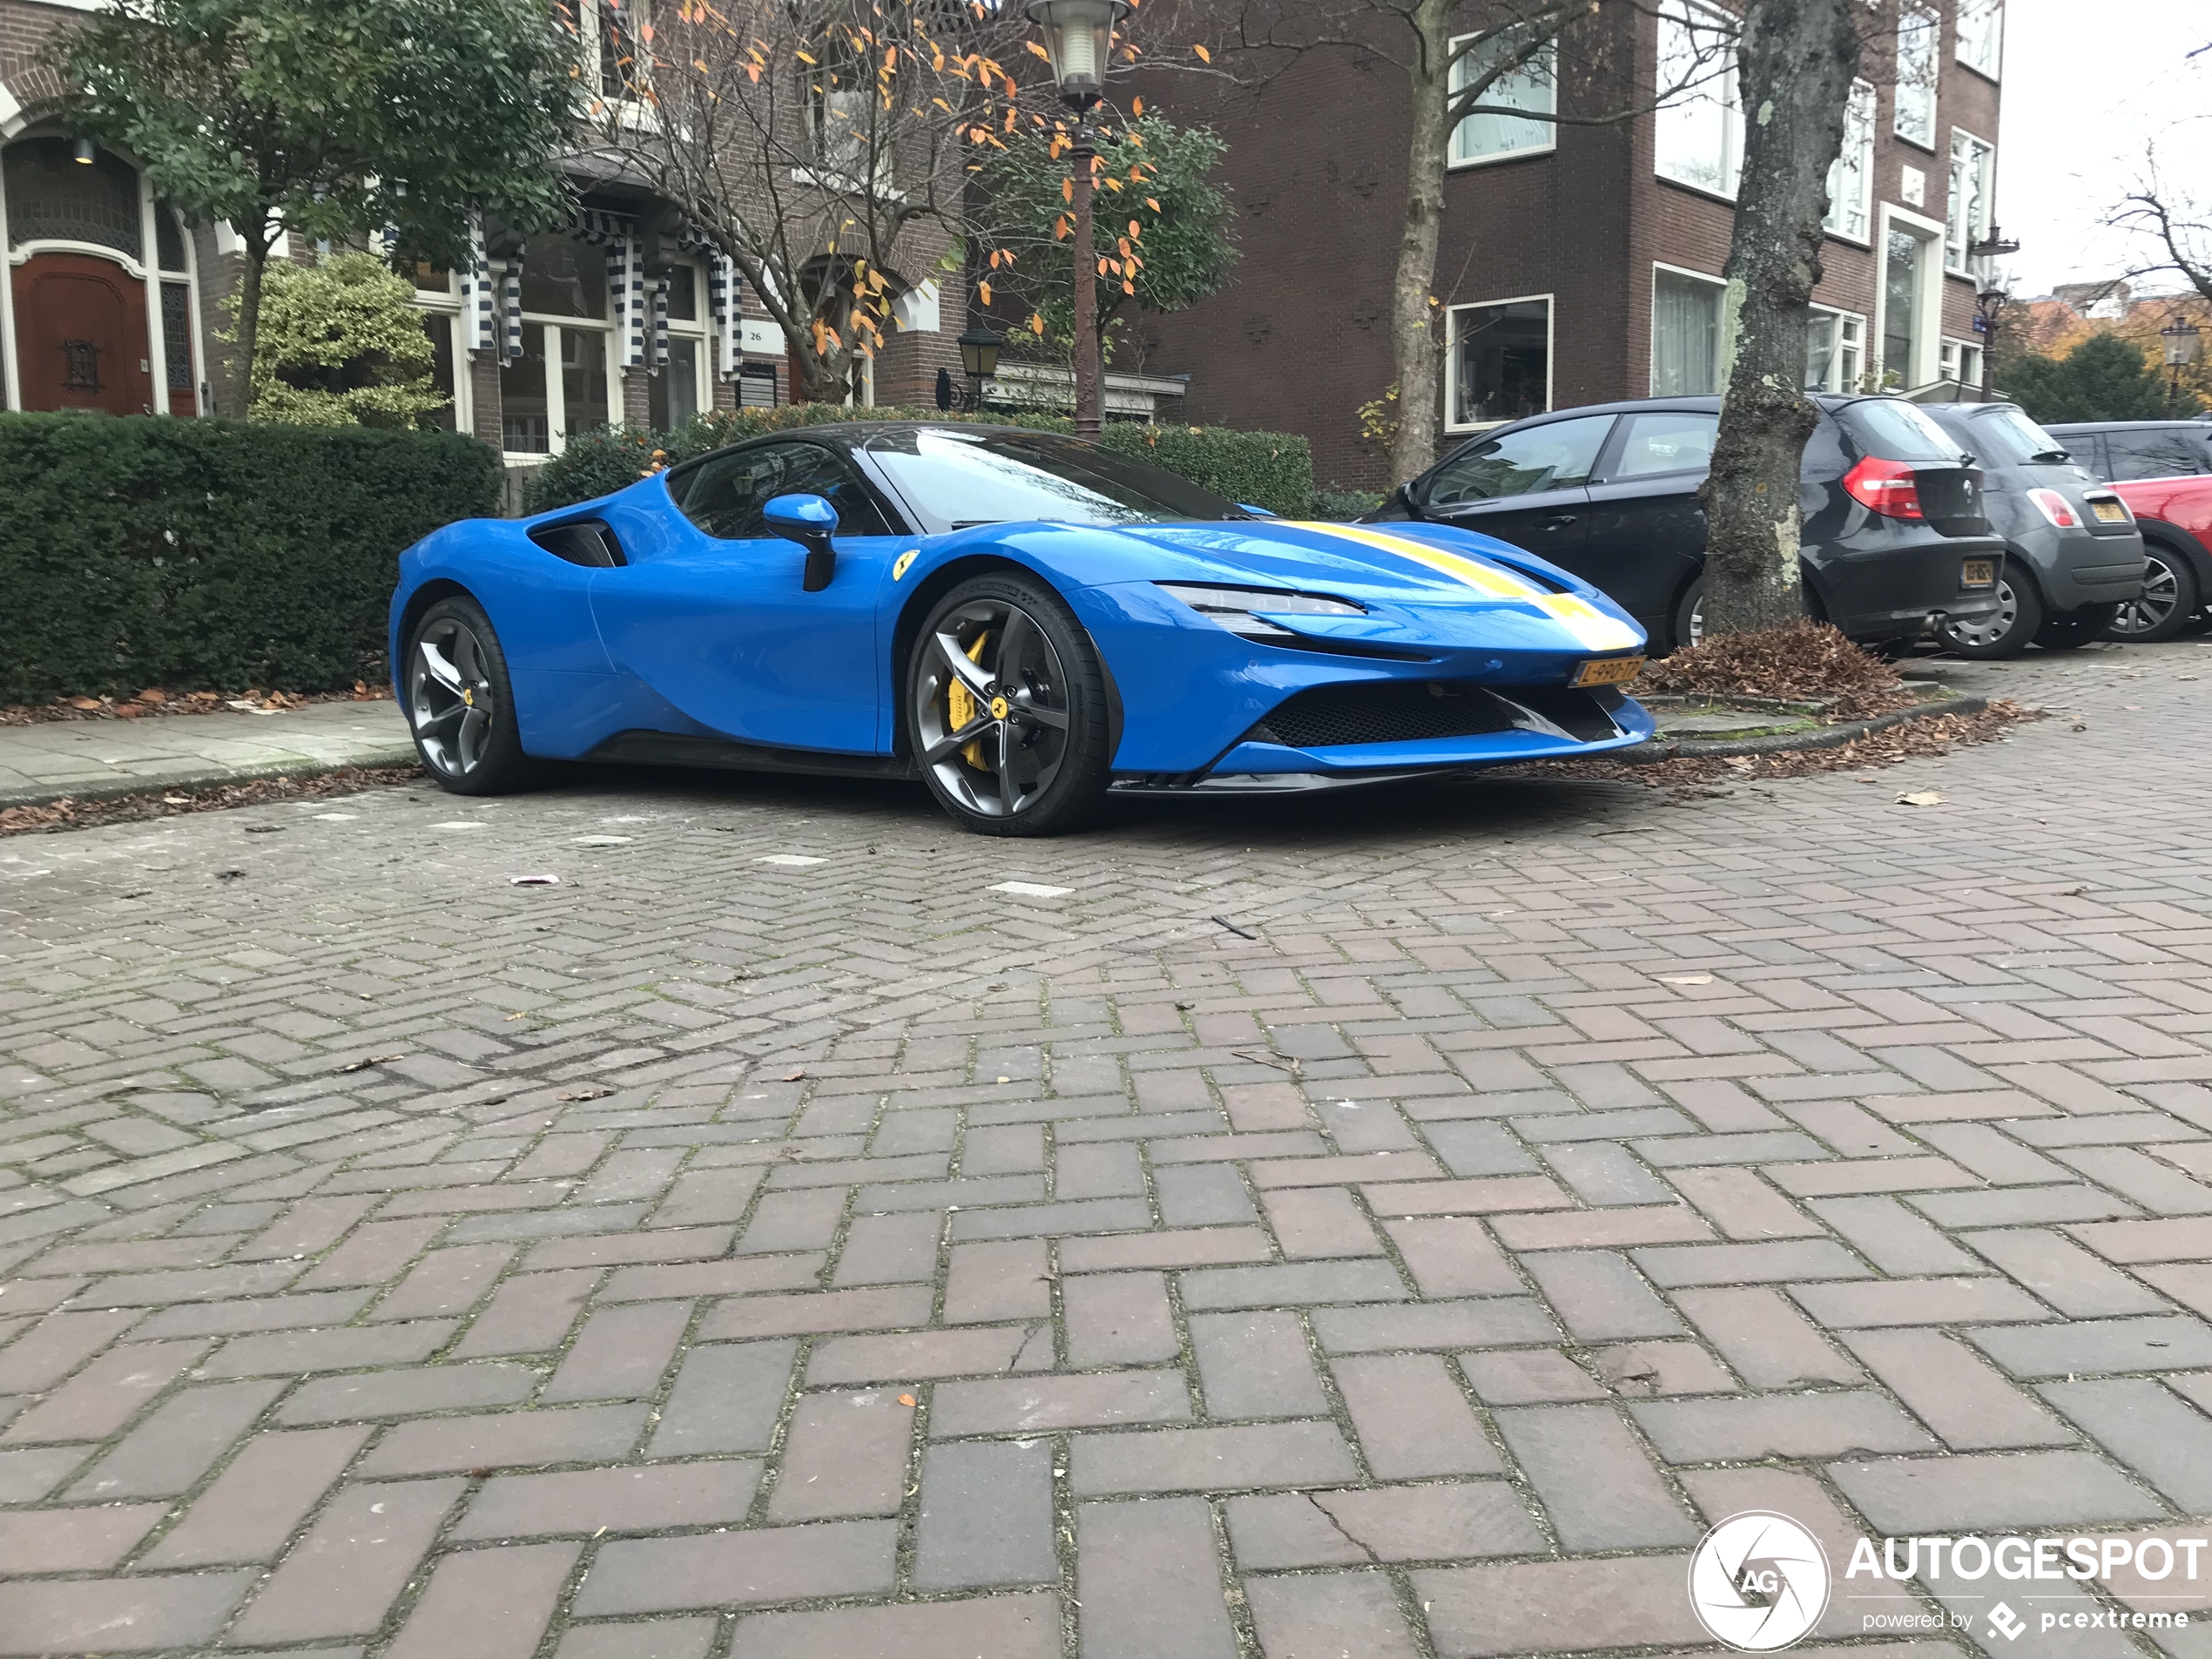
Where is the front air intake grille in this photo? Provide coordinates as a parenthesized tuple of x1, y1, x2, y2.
(1245, 681, 1624, 750)
(1248, 681, 1516, 748)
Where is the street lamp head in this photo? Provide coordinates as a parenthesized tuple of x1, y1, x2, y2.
(1024, 0, 1130, 110)
(2162, 317, 2202, 369)
(958, 324, 1003, 381)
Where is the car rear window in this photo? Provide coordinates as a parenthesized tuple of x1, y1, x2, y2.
(1839, 400, 1966, 463)
(1959, 406, 2067, 467)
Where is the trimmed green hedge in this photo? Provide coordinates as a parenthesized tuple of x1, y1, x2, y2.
(524, 405, 1316, 521)
(0, 414, 500, 703)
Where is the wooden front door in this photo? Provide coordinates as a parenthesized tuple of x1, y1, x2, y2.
(11, 253, 155, 416)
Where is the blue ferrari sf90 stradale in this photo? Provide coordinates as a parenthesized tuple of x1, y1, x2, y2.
(389, 421, 1654, 835)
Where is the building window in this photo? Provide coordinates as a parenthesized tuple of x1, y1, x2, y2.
(1946, 130, 1995, 273)
(507, 233, 616, 456)
(649, 261, 710, 432)
(1940, 338, 1983, 390)
(1655, 0, 1741, 199)
(1957, 0, 2002, 79)
(810, 30, 873, 176)
(161, 281, 195, 398)
(588, 0, 649, 102)
(408, 262, 465, 434)
(1878, 220, 1939, 388)
(1446, 297, 1550, 430)
(1805, 307, 1865, 393)
(1449, 35, 1555, 167)
(4, 139, 144, 259)
(1894, 3, 1939, 150)
(1824, 80, 1875, 243)
(1651, 266, 1724, 395)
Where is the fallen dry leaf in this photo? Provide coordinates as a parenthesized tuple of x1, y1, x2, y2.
(898, 1393, 916, 1407)
(782, 1069, 807, 1082)
(337, 1053, 405, 1073)
(557, 1085, 613, 1102)
(1895, 791, 1944, 806)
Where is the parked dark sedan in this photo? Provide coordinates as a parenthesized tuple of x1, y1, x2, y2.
(2044, 420, 2212, 483)
(1921, 401, 2144, 657)
(1369, 395, 2006, 651)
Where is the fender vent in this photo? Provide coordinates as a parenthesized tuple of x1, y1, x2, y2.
(529, 518, 625, 567)
(1246, 680, 1622, 749)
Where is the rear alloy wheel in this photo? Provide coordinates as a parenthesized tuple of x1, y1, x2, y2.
(1670, 577, 1705, 653)
(406, 596, 535, 794)
(2106, 546, 2202, 644)
(908, 572, 1111, 836)
(1936, 568, 2041, 659)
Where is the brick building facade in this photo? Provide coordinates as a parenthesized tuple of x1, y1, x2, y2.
(1, 0, 968, 488)
(1134, 0, 2006, 489)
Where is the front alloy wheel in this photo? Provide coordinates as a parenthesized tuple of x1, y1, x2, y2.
(405, 596, 534, 794)
(2107, 549, 2200, 643)
(909, 574, 1109, 835)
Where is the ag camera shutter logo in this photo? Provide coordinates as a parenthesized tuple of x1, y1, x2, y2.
(1688, 1511, 1831, 1651)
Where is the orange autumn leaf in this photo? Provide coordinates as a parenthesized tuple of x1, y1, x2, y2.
(1131, 95, 1143, 114)
(898, 1393, 916, 1406)
(978, 280, 992, 304)
(1128, 219, 1140, 238)
(1028, 312, 1046, 335)
(1024, 38, 1049, 58)
(1061, 176, 1074, 203)
(1192, 43, 1211, 62)
(1144, 197, 1160, 211)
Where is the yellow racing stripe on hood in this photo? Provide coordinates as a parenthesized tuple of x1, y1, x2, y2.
(1285, 522, 1642, 653)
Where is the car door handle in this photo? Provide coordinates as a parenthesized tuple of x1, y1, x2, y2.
(1537, 515, 1578, 529)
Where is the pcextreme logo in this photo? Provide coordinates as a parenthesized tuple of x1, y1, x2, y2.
(1687, 1516, 2202, 1651)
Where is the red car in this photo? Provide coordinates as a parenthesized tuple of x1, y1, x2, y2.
(2108, 475, 2212, 640)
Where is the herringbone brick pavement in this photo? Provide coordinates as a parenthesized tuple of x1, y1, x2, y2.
(0, 640, 2208, 1656)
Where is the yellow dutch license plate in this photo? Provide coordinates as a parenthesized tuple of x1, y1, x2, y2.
(2091, 500, 2128, 523)
(1962, 559, 1996, 587)
(1573, 656, 1645, 688)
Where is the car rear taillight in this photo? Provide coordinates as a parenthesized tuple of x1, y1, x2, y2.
(2026, 489, 2080, 529)
(1841, 455, 1924, 519)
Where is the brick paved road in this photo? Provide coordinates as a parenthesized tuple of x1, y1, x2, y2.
(0, 639, 2208, 1658)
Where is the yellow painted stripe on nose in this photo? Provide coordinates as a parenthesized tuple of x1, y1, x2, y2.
(1288, 521, 1641, 652)
(1285, 522, 1542, 599)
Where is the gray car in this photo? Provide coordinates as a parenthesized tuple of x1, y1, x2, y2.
(1923, 402, 2145, 658)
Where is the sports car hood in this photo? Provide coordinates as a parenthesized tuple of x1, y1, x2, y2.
(1108, 519, 1643, 655)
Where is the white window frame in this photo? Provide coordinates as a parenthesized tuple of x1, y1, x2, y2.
(1443, 291, 1554, 435)
(1873, 204, 1946, 392)
(1945, 126, 1995, 275)
(1805, 305, 1866, 394)
(1447, 32, 1557, 170)
(1893, 2, 1939, 151)
(1956, 0, 2002, 81)
(1654, 0, 1742, 200)
(1649, 261, 1728, 397)
(407, 266, 474, 438)
(1824, 79, 1876, 246)
(1940, 337, 1984, 391)
(580, 0, 658, 131)
(652, 255, 711, 432)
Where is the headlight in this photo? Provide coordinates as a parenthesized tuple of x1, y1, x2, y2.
(1157, 583, 1365, 639)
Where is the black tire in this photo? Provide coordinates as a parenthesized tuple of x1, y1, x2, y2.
(1935, 564, 2042, 659)
(907, 570, 1112, 837)
(1669, 576, 1704, 654)
(403, 594, 537, 795)
(2033, 604, 2120, 651)
(2106, 542, 2202, 644)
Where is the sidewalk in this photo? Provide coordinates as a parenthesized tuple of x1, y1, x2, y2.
(0, 699, 415, 806)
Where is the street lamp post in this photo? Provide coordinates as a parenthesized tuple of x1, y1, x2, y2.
(1966, 226, 2020, 403)
(1024, 0, 1129, 442)
(2162, 316, 2201, 414)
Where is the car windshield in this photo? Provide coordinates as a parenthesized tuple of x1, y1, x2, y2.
(861, 428, 1244, 529)
(1843, 399, 1966, 464)
(1962, 406, 2069, 466)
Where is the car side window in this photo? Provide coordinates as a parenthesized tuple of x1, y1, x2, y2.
(1425, 415, 1614, 507)
(675, 442, 896, 540)
(2060, 432, 2107, 479)
(1609, 412, 1719, 480)
(2105, 428, 2211, 481)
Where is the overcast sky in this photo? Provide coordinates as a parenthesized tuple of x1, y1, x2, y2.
(1999, 0, 2211, 296)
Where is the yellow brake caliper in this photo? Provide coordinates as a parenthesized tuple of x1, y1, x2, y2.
(946, 631, 991, 769)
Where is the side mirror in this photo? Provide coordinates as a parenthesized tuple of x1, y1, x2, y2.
(765, 493, 840, 591)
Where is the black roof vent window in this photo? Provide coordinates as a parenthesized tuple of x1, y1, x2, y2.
(529, 519, 626, 567)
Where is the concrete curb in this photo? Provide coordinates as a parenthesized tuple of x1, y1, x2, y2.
(0, 743, 419, 811)
(1615, 692, 1990, 764)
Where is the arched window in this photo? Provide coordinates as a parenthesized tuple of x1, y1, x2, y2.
(3, 139, 143, 260)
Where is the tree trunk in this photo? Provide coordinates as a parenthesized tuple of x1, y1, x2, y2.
(791, 330, 851, 403)
(1386, 0, 1453, 483)
(1697, 0, 1861, 639)
(232, 244, 268, 420)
